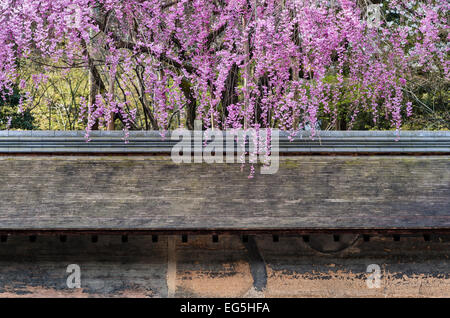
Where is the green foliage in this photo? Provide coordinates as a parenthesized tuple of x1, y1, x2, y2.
(0, 87, 36, 130)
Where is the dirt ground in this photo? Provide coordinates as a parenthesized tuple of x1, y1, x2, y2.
(0, 234, 448, 297)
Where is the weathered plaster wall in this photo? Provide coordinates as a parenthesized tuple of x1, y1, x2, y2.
(0, 235, 448, 297)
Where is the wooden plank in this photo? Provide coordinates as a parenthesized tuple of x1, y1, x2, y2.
(0, 156, 449, 230)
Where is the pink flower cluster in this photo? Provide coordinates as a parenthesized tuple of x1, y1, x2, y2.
(0, 0, 448, 134)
